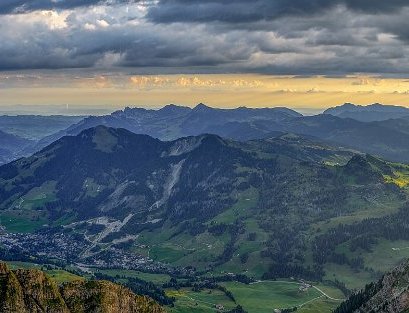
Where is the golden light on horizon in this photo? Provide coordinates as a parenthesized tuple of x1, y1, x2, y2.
(1, 73, 409, 111)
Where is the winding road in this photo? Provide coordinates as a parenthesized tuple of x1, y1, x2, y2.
(251, 279, 345, 302)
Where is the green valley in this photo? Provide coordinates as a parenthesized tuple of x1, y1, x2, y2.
(2, 126, 409, 312)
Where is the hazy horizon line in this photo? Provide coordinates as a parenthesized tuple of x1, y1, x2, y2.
(0, 102, 406, 117)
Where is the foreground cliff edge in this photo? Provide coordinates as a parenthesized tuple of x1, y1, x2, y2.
(0, 262, 165, 313)
(336, 259, 409, 313)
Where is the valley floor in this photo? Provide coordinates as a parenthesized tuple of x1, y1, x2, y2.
(5, 261, 344, 313)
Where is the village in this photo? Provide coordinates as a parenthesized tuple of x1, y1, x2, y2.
(0, 230, 193, 276)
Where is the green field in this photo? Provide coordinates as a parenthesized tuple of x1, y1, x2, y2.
(168, 288, 237, 313)
(324, 263, 374, 290)
(221, 281, 343, 313)
(12, 181, 57, 210)
(3, 262, 347, 312)
(6, 261, 83, 284)
(363, 240, 409, 272)
(84, 266, 346, 313)
(46, 269, 84, 283)
(322, 238, 409, 290)
(209, 187, 259, 224)
(66, 263, 346, 313)
(0, 211, 48, 233)
(7, 261, 43, 270)
(298, 298, 341, 313)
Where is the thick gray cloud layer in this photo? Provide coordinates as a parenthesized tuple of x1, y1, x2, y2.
(147, 0, 409, 23)
(0, 0, 137, 14)
(0, 0, 409, 75)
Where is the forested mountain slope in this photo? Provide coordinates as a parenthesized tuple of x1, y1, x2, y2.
(1, 126, 408, 286)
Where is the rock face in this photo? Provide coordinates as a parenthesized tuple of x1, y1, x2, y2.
(335, 260, 409, 313)
(0, 263, 165, 313)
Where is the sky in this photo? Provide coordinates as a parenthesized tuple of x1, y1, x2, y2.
(1, 0, 409, 113)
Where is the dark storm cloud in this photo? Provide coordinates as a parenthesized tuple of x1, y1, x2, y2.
(1, 0, 406, 19)
(1, 0, 409, 75)
(147, 0, 409, 24)
(0, 0, 137, 14)
(0, 16, 257, 71)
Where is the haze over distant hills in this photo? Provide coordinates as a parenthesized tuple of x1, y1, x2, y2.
(0, 115, 86, 166)
(0, 130, 33, 165)
(13, 103, 409, 164)
(35, 103, 301, 143)
(0, 115, 85, 141)
(324, 103, 409, 122)
(3, 102, 409, 165)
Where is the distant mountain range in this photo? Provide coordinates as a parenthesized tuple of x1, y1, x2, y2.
(278, 114, 409, 162)
(324, 103, 409, 122)
(26, 103, 409, 163)
(2, 103, 409, 166)
(32, 103, 301, 147)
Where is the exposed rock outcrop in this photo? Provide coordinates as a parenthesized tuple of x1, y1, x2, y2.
(0, 263, 165, 313)
(335, 259, 409, 313)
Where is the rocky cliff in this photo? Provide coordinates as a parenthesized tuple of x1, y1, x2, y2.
(335, 259, 409, 313)
(0, 263, 165, 313)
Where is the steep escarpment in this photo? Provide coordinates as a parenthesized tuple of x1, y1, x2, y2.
(0, 262, 69, 313)
(61, 280, 165, 313)
(0, 263, 165, 313)
(335, 259, 409, 313)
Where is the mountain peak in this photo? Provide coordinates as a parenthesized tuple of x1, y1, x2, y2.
(90, 125, 119, 153)
(342, 154, 384, 184)
(193, 103, 212, 112)
(161, 103, 178, 109)
(158, 104, 191, 115)
(342, 102, 356, 108)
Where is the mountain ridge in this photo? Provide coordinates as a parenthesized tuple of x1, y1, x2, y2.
(324, 103, 409, 122)
(28, 104, 302, 153)
(0, 262, 165, 313)
(4, 103, 409, 165)
(21, 103, 409, 164)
